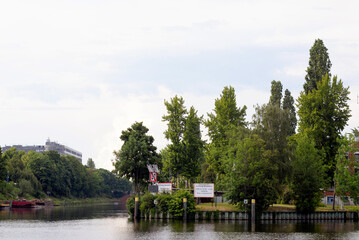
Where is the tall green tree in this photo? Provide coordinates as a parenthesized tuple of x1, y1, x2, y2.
(269, 80, 283, 107)
(204, 86, 247, 187)
(283, 89, 297, 136)
(113, 122, 160, 194)
(162, 96, 204, 186)
(252, 103, 292, 183)
(297, 74, 351, 183)
(162, 96, 187, 181)
(225, 130, 278, 214)
(290, 133, 325, 213)
(205, 86, 247, 146)
(304, 39, 332, 94)
(182, 107, 205, 183)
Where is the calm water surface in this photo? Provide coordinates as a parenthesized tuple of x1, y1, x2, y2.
(1, 203, 359, 240)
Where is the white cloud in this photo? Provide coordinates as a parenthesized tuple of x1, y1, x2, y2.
(1, 0, 359, 170)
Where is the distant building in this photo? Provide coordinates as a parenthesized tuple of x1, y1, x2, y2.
(1, 139, 82, 163)
(45, 139, 82, 161)
(1, 145, 45, 153)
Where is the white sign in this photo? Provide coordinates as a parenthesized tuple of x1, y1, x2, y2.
(194, 183, 214, 198)
(158, 183, 172, 193)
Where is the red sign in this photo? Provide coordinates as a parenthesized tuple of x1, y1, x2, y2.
(149, 172, 157, 182)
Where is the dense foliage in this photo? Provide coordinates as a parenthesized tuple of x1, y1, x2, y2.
(204, 86, 247, 189)
(297, 74, 351, 183)
(225, 131, 278, 214)
(117, 38, 353, 215)
(162, 96, 204, 187)
(113, 122, 160, 194)
(334, 136, 359, 203)
(304, 39, 332, 94)
(0, 148, 131, 200)
(290, 133, 325, 213)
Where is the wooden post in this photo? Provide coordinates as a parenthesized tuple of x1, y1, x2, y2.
(134, 197, 140, 220)
(251, 199, 256, 222)
(183, 198, 187, 221)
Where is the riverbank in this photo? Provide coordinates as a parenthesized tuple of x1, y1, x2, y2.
(1, 195, 130, 207)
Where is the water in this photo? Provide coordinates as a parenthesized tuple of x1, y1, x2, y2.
(1, 204, 359, 240)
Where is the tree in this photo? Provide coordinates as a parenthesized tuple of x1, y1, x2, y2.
(352, 127, 359, 137)
(162, 96, 187, 182)
(297, 74, 351, 183)
(205, 86, 247, 146)
(304, 39, 332, 94)
(290, 133, 325, 213)
(283, 89, 297, 136)
(334, 136, 359, 205)
(252, 81, 294, 193)
(225, 130, 278, 214)
(162, 96, 204, 186)
(204, 86, 247, 187)
(182, 107, 205, 183)
(27, 151, 57, 195)
(87, 158, 96, 169)
(269, 80, 283, 107)
(113, 122, 160, 195)
(0, 147, 7, 181)
(252, 103, 292, 183)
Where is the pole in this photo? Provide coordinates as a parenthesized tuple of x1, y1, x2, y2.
(135, 197, 140, 220)
(251, 199, 256, 222)
(183, 198, 187, 221)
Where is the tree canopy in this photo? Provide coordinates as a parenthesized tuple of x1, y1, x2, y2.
(304, 39, 332, 94)
(113, 122, 160, 194)
(297, 74, 351, 182)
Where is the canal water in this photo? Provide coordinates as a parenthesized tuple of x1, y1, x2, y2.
(1, 203, 359, 240)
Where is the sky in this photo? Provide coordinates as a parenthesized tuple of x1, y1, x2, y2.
(1, 0, 358, 170)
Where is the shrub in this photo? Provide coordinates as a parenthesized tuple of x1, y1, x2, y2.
(168, 189, 195, 217)
(156, 193, 171, 213)
(140, 192, 156, 215)
(126, 196, 137, 217)
(19, 179, 34, 197)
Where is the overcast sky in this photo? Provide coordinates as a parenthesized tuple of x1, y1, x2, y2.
(1, 0, 358, 170)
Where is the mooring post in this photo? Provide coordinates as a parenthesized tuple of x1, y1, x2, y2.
(135, 197, 140, 220)
(251, 199, 256, 222)
(183, 198, 187, 221)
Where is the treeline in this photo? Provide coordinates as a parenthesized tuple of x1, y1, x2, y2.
(0, 148, 132, 200)
(114, 39, 358, 214)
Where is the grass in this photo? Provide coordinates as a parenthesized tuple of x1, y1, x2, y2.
(195, 202, 238, 211)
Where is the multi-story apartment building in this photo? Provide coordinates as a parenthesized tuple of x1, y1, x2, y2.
(1, 139, 82, 163)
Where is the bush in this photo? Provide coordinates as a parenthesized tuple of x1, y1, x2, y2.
(156, 193, 171, 213)
(126, 196, 137, 217)
(19, 179, 34, 197)
(140, 192, 156, 215)
(168, 189, 195, 217)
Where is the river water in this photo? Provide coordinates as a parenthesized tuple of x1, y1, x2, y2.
(1, 203, 359, 240)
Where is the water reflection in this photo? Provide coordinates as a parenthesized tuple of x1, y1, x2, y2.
(0, 202, 127, 221)
(1, 205, 359, 240)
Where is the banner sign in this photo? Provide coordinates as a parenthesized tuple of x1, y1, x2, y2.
(158, 183, 172, 193)
(194, 183, 214, 198)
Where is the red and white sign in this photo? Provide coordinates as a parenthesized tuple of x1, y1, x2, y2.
(149, 172, 157, 182)
(194, 183, 214, 198)
(158, 183, 172, 193)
